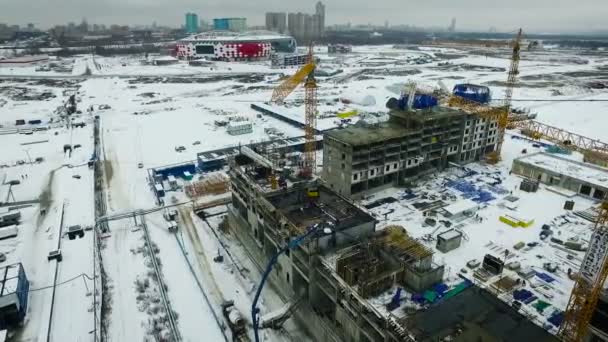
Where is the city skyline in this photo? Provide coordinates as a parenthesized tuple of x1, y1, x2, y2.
(1, 0, 607, 33)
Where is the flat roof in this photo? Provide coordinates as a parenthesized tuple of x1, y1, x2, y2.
(515, 152, 608, 189)
(182, 30, 293, 43)
(407, 286, 557, 342)
(438, 229, 462, 240)
(266, 185, 375, 231)
(325, 121, 412, 146)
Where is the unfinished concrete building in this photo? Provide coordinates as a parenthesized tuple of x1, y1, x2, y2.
(227, 149, 446, 342)
(322, 104, 498, 198)
(586, 290, 608, 341)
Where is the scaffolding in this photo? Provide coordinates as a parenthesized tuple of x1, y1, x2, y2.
(380, 225, 434, 263)
(185, 173, 230, 198)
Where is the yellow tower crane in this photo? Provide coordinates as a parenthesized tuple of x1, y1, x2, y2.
(487, 28, 523, 164)
(271, 46, 317, 178)
(559, 204, 608, 341)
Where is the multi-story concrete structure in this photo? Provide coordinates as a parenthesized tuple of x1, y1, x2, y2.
(322, 104, 499, 198)
(185, 13, 198, 34)
(226, 148, 445, 342)
(586, 291, 608, 341)
(265, 12, 287, 34)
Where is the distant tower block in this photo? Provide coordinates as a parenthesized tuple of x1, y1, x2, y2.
(449, 18, 456, 32)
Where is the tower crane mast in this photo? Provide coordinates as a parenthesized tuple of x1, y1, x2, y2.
(559, 204, 608, 341)
(487, 28, 522, 164)
(271, 46, 317, 178)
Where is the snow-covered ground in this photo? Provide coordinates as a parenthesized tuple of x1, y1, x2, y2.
(0, 120, 96, 341)
(0, 43, 607, 341)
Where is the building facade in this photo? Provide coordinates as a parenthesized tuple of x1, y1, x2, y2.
(265, 12, 287, 33)
(322, 105, 498, 198)
(175, 31, 296, 60)
(213, 18, 247, 32)
(185, 13, 199, 34)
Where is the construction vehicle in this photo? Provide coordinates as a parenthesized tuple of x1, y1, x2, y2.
(271, 45, 317, 179)
(222, 300, 249, 342)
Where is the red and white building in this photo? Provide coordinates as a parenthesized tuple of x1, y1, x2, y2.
(174, 31, 296, 61)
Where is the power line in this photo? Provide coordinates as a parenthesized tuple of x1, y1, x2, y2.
(30, 273, 93, 292)
(493, 98, 608, 102)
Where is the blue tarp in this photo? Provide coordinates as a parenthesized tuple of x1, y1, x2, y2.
(523, 295, 538, 305)
(411, 293, 425, 304)
(536, 272, 556, 283)
(446, 179, 496, 203)
(513, 289, 534, 302)
(433, 283, 449, 295)
(548, 311, 564, 327)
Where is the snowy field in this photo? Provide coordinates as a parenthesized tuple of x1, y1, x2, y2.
(0, 43, 607, 341)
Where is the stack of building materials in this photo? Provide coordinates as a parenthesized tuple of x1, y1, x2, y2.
(227, 119, 253, 135)
(520, 179, 539, 192)
(185, 174, 230, 198)
(499, 214, 534, 228)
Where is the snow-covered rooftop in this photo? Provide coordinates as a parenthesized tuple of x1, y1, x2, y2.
(515, 152, 608, 188)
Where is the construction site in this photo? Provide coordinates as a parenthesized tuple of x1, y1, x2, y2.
(1, 23, 608, 342)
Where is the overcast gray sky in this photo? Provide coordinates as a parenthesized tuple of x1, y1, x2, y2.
(1, 0, 606, 33)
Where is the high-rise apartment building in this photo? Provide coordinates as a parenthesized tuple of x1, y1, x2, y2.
(265, 12, 287, 34)
(185, 13, 199, 34)
(315, 1, 326, 36)
(286, 2, 325, 43)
